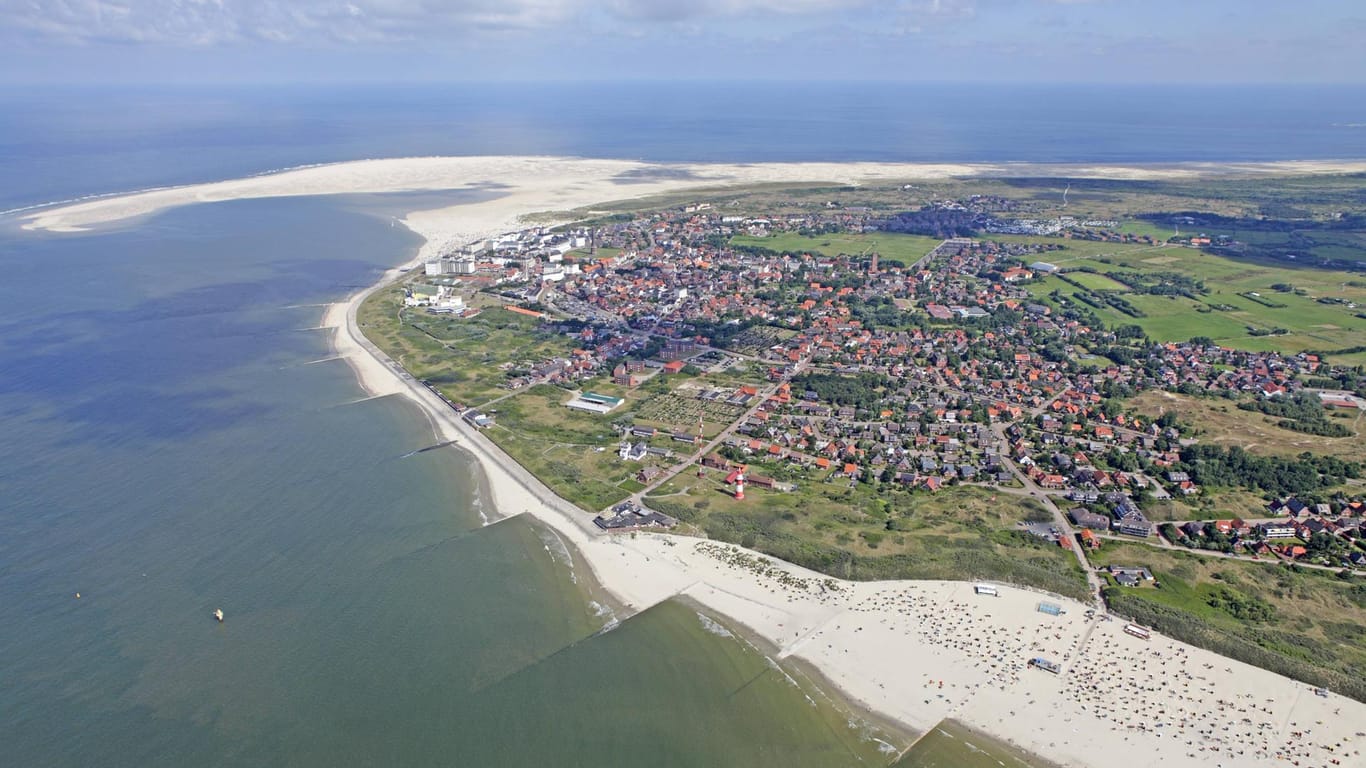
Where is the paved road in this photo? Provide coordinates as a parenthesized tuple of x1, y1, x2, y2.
(631, 378, 788, 505)
(1096, 530, 1353, 574)
(991, 422, 1105, 608)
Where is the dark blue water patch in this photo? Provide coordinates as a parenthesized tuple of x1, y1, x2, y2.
(0, 296, 299, 438)
(58, 386, 269, 441)
(0, 197, 427, 437)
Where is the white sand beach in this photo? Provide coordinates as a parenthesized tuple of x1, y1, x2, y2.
(23, 156, 1366, 768)
(22, 155, 1366, 241)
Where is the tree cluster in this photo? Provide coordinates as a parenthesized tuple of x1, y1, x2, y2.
(1176, 445, 1360, 496)
(791, 371, 892, 411)
(1237, 393, 1353, 438)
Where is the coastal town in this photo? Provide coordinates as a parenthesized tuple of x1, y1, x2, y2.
(356, 174, 1366, 767)
(408, 200, 1366, 568)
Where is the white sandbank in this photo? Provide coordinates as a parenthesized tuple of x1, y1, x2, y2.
(21, 155, 1366, 239)
(27, 156, 1366, 768)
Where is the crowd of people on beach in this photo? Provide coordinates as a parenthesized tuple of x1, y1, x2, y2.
(1063, 634, 1360, 768)
(688, 540, 1361, 768)
(867, 585, 1081, 696)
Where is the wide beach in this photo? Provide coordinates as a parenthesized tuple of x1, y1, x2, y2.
(22, 156, 1366, 768)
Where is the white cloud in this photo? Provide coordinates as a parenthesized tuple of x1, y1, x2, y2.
(0, 0, 579, 44)
(0, 0, 878, 45)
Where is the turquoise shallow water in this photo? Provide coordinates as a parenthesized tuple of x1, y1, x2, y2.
(0, 196, 892, 766)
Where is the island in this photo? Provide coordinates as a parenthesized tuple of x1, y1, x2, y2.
(24, 157, 1366, 768)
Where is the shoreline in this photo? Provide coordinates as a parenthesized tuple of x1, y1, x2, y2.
(29, 156, 1366, 767)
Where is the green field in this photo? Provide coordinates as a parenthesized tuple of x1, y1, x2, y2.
(567, 246, 622, 261)
(1024, 240, 1366, 355)
(357, 287, 576, 407)
(1127, 390, 1364, 460)
(646, 470, 1090, 601)
(480, 383, 670, 512)
(1058, 270, 1131, 291)
(730, 231, 942, 267)
(1117, 219, 1176, 241)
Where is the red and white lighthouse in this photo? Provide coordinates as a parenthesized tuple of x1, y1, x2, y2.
(734, 472, 745, 501)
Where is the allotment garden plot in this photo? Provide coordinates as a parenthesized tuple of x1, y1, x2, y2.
(632, 385, 749, 435)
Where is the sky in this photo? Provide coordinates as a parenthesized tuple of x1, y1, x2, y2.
(1, 0, 1364, 84)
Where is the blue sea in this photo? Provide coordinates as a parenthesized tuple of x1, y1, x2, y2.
(1, 82, 1363, 767)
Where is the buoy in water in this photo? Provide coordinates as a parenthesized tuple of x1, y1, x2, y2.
(213, 608, 224, 623)
(75, 592, 81, 599)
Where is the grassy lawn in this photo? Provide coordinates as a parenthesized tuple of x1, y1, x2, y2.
(1127, 390, 1364, 460)
(730, 231, 942, 266)
(1090, 539, 1366, 701)
(1331, 349, 1366, 367)
(646, 468, 1089, 601)
(357, 286, 576, 407)
(485, 427, 636, 512)
(480, 384, 659, 512)
(1176, 488, 1280, 520)
(566, 246, 622, 261)
(1117, 219, 1176, 241)
(1058, 270, 1131, 291)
